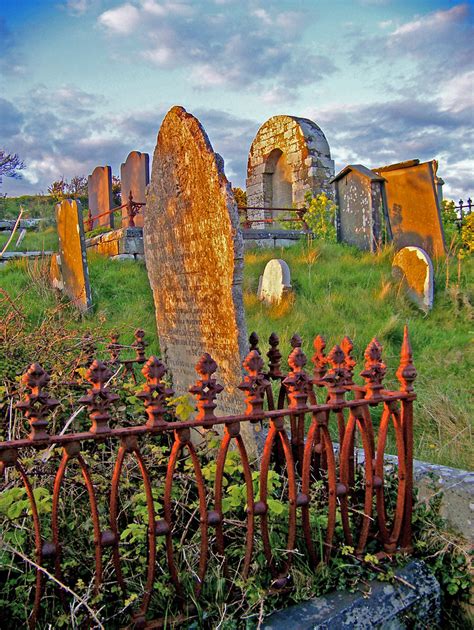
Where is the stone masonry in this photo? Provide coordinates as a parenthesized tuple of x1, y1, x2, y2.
(246, 115, 334, 226)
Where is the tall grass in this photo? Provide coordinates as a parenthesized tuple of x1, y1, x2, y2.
(0, 239, 472, 468)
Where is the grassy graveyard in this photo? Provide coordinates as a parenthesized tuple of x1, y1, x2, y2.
(1, 238, 472, 470)
(1, 236, 472, 628)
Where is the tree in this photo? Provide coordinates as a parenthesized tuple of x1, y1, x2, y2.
(0, 150, 26, 186)
(232, 187, 247, 208)
(112, 175, 121, 206)
(69, 175, 87, 197)
(48, 175, 88, 202)
(48, 177, 68, 202)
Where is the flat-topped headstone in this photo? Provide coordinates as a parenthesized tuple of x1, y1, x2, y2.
(145, 105, 257, 455)
(258, 259, 292, 305)
(374, 160, 445, 258)
(392, 246, 434, 312)
(88, 165, 114, 229)
(55, 199, 92, 312)
(120, 151, 150, 228)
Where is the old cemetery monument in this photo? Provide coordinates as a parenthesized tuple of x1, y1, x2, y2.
(144, 105, 259, 455)
(87, 165, 114, 229)
(120, 150, 150, 228)
(392, 246, 434, 312)
(1, 104, 471, 629)
(53, 199, 92, 312)
(258, 258, 292, 305)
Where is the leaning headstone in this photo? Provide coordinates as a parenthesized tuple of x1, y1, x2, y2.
(258, 259, 292, 305)
(56, 199, 92, 313)
(392, 246, 434, 312)
(120, 151, 150, 228)
(374, 160, 445, 258)
(15, 228, 27, 247)
(88, 165, 114, 229)
(145, 105, 257, 455)
(50, 254, 64, 291)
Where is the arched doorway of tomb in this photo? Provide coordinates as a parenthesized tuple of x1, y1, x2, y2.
(263, 148, 293, 220)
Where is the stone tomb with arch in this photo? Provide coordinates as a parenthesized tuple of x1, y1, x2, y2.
(246, 115, 335, 227)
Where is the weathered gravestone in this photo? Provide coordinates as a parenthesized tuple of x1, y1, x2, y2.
(373, 159, 445, 258)
(88, 165, 114, 229)
(392, 246, 434, 312)
(258, 259, 292, 305)
(55, 199, 92, 313)
(120, 151, 150, 228)
(331, 164, 388, 252)
(50, 254, 64, 291)
(145, 106, 258, 455)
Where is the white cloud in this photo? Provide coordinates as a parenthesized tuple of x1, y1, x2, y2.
(65, 0, 93, 15)
(95, 1, 333, 94)
(142, 45, 173, 66)
(98, 3, 141, 34)
(392, 4, 468, 38)
(438, 71, 474, 114)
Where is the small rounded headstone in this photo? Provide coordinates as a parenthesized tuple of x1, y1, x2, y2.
(258, 259, 292, 305)
(392, 246, 434, 312)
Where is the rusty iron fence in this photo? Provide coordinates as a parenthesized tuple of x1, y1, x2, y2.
(0, 328, 416, 628)
(238, 206, 309, 230)
(85, 191, 145, 232)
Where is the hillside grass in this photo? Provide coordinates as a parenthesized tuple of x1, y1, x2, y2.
(0, 239, 472, 469)
(0, 194, 88, 219)
(0, 225, 58, 252)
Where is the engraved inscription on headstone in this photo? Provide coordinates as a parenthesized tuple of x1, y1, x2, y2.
(56, 199, 92, 313)
(88, 165, 114, 229)
(392, 246, 434, 312)
(145, 105, 257, 455)
(120, 151, 150, 228)
(258, 259, 292, 305)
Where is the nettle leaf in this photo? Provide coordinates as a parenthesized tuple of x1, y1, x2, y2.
(7, 500, 29, 519)
(221, 497, 233, 514)
(267, 499, 285, 515)
(0, 488, 26, 514)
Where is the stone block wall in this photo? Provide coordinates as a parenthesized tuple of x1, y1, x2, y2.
(246, 115, 335, 226)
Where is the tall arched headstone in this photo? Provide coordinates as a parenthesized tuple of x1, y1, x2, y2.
(88, 165, 114, 229)
(120, 151, 150, 228)
(55, 199, 92, 313)
(145, 106, 257, 455)
(246, 115, 335, 226)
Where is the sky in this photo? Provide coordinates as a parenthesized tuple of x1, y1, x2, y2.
(0, 0, 473, 200)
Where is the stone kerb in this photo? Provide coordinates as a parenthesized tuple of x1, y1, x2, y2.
(246, 115, 335, 226)
(120, 151, 150, 228)
(258, 258, 292, 305)
(88, 165, 114, 229)
(392, 246, 434, 312)
(55, 199, 92, 313)
(144, 105, 258, 456)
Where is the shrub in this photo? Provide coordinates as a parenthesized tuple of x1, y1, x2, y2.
(302, 191, 337, 242)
